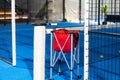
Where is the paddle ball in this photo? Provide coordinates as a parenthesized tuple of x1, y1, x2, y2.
(100, 55, 104, 59)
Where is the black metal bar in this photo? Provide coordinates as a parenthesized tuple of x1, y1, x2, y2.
(79, 0, 81, 23)
(28, 1, 30, 24)
(95, 0, 98, 21)
(46, 0, 48, 23)
(63, 0, 65, 21)
(114, 0, 117, 15)
(101, 0, 103, 17)
(119, 0, 120, 15)
(4, 0, 6, 25)
(98, 0, 100, 25)
(27, 0, 29, 24)
(91, 0, 93, 20)
(111, 0, 113, 14)
(101, 0, 103, 5)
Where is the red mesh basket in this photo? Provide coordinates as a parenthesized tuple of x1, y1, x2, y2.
(53, 29, 79, 53)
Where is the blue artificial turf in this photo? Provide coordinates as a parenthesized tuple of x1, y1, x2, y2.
(0, 23, 120, 80)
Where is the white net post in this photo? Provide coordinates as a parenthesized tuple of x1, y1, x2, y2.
(84, 0, 89, 80)
(11, 0, 16, 66)
(34, 26, 46, 80)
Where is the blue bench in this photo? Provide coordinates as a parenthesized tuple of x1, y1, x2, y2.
(106, 15, 120, 22)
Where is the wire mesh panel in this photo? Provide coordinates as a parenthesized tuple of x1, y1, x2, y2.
(15, 0, 29, 24)
(0, 0, 12, 25)
(0, 25, 12, 64)
(89, 0, 120, 79)
(0, 0, 13, 64)
(0, 0, 29, 25)
(89, 0, 120, 25)
(0, 0, 82, 24)
(16, 0, 82, 24)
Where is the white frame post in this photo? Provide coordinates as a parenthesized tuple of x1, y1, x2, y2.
(84, 0, 89, 80)
(34, 26, 46, 80)
(11, 0, 16, 66)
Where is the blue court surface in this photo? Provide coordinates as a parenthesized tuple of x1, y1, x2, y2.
(0, 22, 120, 80)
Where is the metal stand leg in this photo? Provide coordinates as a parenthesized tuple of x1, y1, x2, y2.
(58, 59, 62, 75)
(50, 31, 81, 80)
(70, 34, 73, 80)
(50, 33, 53, 80)
(58, 54, 62, 75)
(50, 67, 53, 80)
(77, 38, 82, 79)
(70, 70, 73, 80)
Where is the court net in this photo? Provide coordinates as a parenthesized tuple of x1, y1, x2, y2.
(88, 23, 120, 79)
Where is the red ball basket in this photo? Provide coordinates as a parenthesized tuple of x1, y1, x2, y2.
(53, 29, 79, 53)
